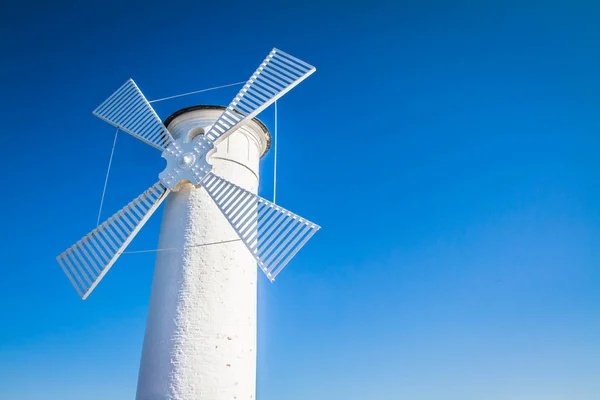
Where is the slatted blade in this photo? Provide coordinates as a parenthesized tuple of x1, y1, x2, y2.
(93, 79, 174, 151)
(204, 48, 315, 145)
(57, 182, 170, 299)
(202, 173, 319, 281)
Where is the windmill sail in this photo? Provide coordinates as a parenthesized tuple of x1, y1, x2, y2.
(93, 79, 174, 151)
(204, 48, 315, 145)
(201, 173, 320, 280)
(57, 182, 170, 299)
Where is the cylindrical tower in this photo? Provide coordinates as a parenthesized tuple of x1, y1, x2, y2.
(136, 106, 270, 400)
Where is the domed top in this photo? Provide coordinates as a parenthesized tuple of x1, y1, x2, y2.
(163, 105, 271, 158)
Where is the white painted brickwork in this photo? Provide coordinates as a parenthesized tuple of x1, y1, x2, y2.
(136, 108, 268, 400)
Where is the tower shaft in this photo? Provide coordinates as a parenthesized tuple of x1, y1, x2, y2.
(136, 107, 269, 400)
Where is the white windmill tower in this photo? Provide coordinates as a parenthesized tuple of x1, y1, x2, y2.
(57, 48, 320, 400)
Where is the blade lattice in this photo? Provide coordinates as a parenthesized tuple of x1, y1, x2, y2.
(202, 173, 319, 281)
(57, 182, 170, 299)
(204, 48, 315, 145)
(93, 79, 174, 151)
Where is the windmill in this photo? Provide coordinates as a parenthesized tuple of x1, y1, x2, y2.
(56, 48, 320, 400)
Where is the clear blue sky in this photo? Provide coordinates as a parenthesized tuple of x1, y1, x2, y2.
(1, 1, 599, 399)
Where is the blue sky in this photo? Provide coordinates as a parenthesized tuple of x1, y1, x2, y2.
(1, 0, 599, 399)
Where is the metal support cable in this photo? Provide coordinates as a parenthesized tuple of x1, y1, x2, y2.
(148, 81, 246, 103)
(97, 128, 119, 226)
(273, 100, 278, 204)
(122, 238, 242, 254)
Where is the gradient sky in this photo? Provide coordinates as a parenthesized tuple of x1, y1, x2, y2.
(1, 1, 599, 399)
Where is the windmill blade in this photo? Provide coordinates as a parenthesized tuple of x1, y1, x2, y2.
(204, 48, 315, 145)
(57, 182, 170, 300)
(201, 173, 319, 281)
(93, 79, 174, 151)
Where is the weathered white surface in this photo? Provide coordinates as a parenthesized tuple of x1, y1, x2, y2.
(136, 108, 268, 400)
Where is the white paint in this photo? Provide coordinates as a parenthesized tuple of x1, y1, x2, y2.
(136, 108, 269, 400)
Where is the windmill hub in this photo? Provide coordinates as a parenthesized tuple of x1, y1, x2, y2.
(177, 152, 196, 169)
(158, 136, 215, 190)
